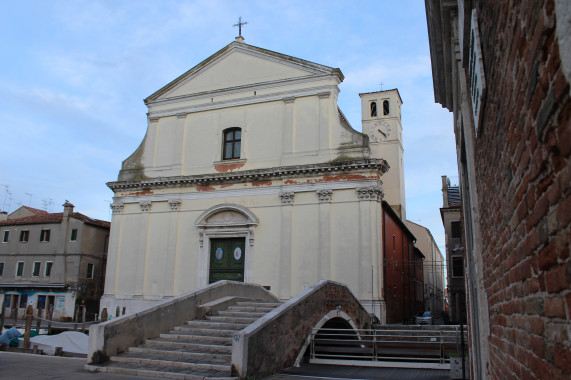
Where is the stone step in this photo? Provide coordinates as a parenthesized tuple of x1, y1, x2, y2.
(186, 320, 249, 330)
(173, 326, 237, 336)
(227, 305, 276, 312)
(160, 332, 232, 343)
(216, 310, 267, 318)
(129, 346, 232, 359)
(205, 315, 259, 324)
(85, 362, 237, 380)
(146, 338, 232, 351)
(110, 354, 231, 372)
(235, 301, 281, 308)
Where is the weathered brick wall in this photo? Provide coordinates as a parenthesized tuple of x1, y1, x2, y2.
(475, 0, 570, 378)
(235, 280, 370, 377)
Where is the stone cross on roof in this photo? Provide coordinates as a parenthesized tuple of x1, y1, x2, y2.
(233, 16, 248, 37)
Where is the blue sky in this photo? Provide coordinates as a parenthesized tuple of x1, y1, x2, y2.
(0, 0, 456, 253)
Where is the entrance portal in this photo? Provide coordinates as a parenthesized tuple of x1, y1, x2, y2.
(209, 238, 245, 283)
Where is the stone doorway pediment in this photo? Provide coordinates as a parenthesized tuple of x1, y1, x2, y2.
(195, 204, 258, 228)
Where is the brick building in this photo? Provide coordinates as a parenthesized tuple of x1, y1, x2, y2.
(426, 1, 571, 379)
(382, 201, 424, 324)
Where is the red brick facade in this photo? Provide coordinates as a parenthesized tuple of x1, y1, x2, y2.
(476, 1, 570, 378)
(426, 0, 570, 378)
(382, 202, 424, 324)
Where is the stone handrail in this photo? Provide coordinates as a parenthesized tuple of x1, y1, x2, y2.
(87, 280, 279, 364)
(231, 280, 370, 378)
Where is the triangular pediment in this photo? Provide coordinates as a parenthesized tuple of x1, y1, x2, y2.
(146, 42, 342, 103)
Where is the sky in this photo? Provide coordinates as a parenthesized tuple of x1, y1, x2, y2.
(0, 1, 457, 255)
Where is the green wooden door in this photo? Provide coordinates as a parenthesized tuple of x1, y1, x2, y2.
(209, 238, 245, 284)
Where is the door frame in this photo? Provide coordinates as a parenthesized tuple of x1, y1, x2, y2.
(206, 232, 249, 285)
(195, 204, 258, 288)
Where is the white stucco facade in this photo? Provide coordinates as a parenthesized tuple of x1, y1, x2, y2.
(101, 40, 407, 322)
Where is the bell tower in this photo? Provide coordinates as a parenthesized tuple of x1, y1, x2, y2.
(360, 89, 406, 220)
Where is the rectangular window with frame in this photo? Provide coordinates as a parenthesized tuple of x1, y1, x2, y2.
(70, 229, 78, 241)
(45, 261, 53, 277)
(451, 221, 461, 239)
(32, 262, 41, 277)
(2, 230, 8, 243)
(19, 230, 29, 242)
(86, 263, 94, 279)
(0, 262, 4, 276)
(40, 229, 51, 242)
(16, 262, 24, 277)
(452, 256, 464, 277)
(223, 128, 241, 160)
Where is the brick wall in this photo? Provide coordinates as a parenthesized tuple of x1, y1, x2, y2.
(475, 0, 570, 378)
(382, 203, 420, 323)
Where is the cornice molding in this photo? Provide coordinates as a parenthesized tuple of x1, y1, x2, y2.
(147, 84, 339, 119)
(108, 159, 388, 193)
(113, 178, 379, 205)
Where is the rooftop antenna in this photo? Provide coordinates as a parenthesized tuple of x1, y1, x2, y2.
(42, 198, 54, 212)
(6, 191, 13, 213)
(1, 184, 8, 212)
(233, 16, 248, 41)
(25, 192, 32, 206)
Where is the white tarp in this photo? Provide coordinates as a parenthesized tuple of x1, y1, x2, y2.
(23, 331, 89, 355)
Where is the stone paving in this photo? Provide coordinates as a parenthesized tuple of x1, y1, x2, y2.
(266, 363, 451, 380)
(0, 351, 453, 380)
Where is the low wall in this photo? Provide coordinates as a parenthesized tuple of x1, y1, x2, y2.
(231, 280, 370, 378)
(87, 281, 279, 364)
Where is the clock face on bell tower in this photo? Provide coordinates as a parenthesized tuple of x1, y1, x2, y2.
(368, 120, 392, 142)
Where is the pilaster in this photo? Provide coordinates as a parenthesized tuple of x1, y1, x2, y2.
(105, 202, 124, 298)
(282, 97, 295, 155)
(318, 92, 330, 151)
(317, 189, 332, 280)
(167, 200, 181, 296)
(279, 191, 293, 297)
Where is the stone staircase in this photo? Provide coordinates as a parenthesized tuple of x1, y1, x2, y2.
(85, 298, 281, 379)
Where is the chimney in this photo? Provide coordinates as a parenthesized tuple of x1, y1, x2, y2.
(63, 200, 74, 217)
(0, 211, 7, 221)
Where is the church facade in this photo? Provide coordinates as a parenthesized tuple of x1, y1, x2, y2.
(101, 39, 408, 322)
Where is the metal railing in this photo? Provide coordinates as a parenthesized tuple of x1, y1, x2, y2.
(309, 326, 469, 367)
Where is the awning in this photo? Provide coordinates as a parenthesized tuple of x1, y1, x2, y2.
(0, 283, 68, 289)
